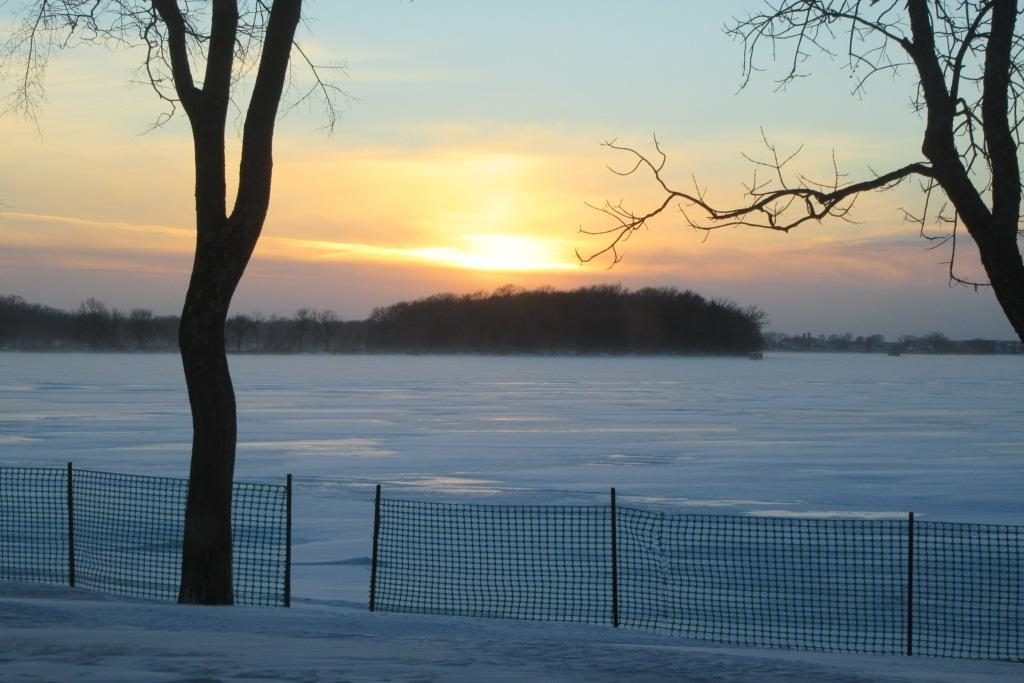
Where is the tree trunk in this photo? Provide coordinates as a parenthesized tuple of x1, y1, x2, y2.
(973, 221, 1024, 343)
(177, 216, 251, 605)
(174, 0, 303, 605)
(906, 0, 1024, 344)
(178, 287, 236, 605)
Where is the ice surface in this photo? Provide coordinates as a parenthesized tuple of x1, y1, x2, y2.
(1, 352, 1021, 680)
(2, 351, 1020, 515)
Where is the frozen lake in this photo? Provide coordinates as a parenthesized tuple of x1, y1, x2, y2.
(3, 350, 1022, 682)
(1, 351, 1020, 516)
(1, 351, 1022, 602)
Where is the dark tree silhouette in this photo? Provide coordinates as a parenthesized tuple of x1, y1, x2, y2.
(294, 307, 315, 351)
(0, 294, 71, 348)
(581, 1, 1024, 343)
(2, 1, 340, 604)
(314, 309, 339, 351)
(7, 291, 1021, 352)
(128, 308, 157, 350)
(76, 298, 121, 349)
(367, 285, 766, 354)
(226, 312, 261, 352)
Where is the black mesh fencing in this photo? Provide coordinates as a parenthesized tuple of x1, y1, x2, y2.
(372, 498, 612, 622)
(915, 522, 1022, 660)
(0, 465, 290, 607)
(0, 467, 69, 585)
(617, 510, 908, 655)
(370, 488, 1023, 662)
(73, 469, 187, 601)
(232, 479, 291, 607)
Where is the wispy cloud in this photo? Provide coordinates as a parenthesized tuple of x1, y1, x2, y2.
(273, 233, 577, 272)
(1, 209, 579, 274)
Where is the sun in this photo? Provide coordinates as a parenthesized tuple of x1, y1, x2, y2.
(412, 233, 576, 273)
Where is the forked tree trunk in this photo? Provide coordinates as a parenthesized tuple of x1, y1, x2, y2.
(974, 0, 1024, 343)
(167, 0, 302, 605)
(907, 0, 1024, 344)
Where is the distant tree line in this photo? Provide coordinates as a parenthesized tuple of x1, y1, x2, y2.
(6, 290, 1021, 355)
(0, 286, 766, 354)
(0, 295, 359, 353)
(223, 307, 369, 353)
(0, 295, 180, 351)
(764, 332, 1023, 355)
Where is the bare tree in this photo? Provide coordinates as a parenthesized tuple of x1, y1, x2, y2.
(128, 308, 157, 350)
(226, 312, 259, 352)
(294, 307, 314, 351)
(580, 0, 1024, 342)
(314, 308, 339, 351)
(76, 297, 120, 349)
(2, 1, 340, 604)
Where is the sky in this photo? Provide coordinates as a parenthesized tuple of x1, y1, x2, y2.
(0, 0, 1016, 339)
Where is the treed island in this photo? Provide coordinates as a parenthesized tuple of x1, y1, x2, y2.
(1, 286, 765, 355)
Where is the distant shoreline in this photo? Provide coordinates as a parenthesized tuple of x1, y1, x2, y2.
(2, 286, 765, 355)
(1, 347, 1020, 357)
(5, 289, 1021, 355)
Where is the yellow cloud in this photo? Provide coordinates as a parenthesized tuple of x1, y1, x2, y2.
(264, 231, 576, 272)
(0, 210, 194, 254)
(1, 209, 578, 275)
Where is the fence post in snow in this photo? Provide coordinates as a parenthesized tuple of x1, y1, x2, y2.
(906, 511, 915, 656)
(66, 462, 75, 588)
(369, 484, 382, 612)
(284, 473, 293, 608)
(610, 487, 620, 628)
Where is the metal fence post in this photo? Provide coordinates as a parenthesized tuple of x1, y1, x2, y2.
(284, 473, 292, 608)
(66, 462, 76, 588)
(610, 487, 620, 628)
(369, 484, 382, 612)
(906, 511, 915, 656)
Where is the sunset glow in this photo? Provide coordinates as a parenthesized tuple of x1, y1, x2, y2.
(265, 232, 575, 273)
(0, 2, 1014, 337)
(410, 234, 575, 272)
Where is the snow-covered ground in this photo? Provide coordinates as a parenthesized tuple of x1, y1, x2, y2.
(1, 351, 1022, 681)
(2, 582, 1022, 682)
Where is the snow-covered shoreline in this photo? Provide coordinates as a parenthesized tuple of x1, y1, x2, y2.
(2, 582, 1021, 682)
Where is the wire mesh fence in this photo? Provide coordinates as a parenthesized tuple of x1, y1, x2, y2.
(372, 498, 612, 623)
(915, 521, 1022, 660)
(0, 467, 69, 585)
(370, 487, 1023, 662)
(617, 510, 909, 654)
(0, 464, 290, 607)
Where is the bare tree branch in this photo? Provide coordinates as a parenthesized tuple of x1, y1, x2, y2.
(579, 134, 933, 266)
(583, 0, 1024, 341)
(1, 1, 344, 133)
